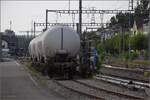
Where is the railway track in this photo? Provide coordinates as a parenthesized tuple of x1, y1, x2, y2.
(53, 80, 105, 100)
(74, 80, 145, 100)
(104, 64, 150, 71)
(101, 64, 150, 83)
(53, 79, 145, 100)
(95, 74, 150, 89)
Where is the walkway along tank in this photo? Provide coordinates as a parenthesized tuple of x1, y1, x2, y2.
(28, 26, 80, 79)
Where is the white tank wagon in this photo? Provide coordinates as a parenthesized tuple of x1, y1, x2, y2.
(29, 35, 42, 61)
(28, 26, 80, 78)
(29, 37, 37, 60)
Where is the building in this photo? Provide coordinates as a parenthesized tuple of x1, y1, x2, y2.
(1, 29, 17, 56)
(143, 22, 149, 34)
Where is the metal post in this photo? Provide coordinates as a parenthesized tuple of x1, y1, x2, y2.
(46, 9, 48, 30)
(33, 22, 36, 38)
(79, 0, 85, 74)
(128, 0, 133, 59)
(26, 31, 29, 56)
(148, 1, 150, 60)
(10, 21, 12, 30)
(68, 0, 70, 11)
(76, 23, 79, 33)
(148, 2, 150, 98)
(120, 27, 124, 53)
(145, 0, 150, 97)
(79, 0, 82, 38)
(79, 0, 83, 65)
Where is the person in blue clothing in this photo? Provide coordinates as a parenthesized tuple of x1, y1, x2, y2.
(90, 47, 99, 71)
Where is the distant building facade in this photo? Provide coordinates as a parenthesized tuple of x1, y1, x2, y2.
(1, 29, 17, 55)
(143, 23, 149, 34)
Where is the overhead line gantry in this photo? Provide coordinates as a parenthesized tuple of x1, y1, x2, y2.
(46, 9, 134, 14)
(33, 22, 109, 36)
(45, 9, 134, 30)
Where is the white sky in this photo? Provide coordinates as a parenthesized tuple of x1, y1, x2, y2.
(1, 0, 137, 34)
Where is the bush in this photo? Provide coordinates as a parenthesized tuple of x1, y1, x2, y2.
(130, 50, 138, 60)
(144, 71, 150, 78)
(130, 33, 148, 50)
(96, 43, 105, 70)
(144, 50, 149, 60)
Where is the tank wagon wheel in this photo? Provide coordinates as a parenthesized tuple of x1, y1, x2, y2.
(64, 70, 73, 80)
(41, 65, 49, 76)
(68, 64, 77, 79)
(31, 61, 34, 67)
(68, 68, 74, 79)
(80, 67, 93, 78)
(46, 64, 53, 78)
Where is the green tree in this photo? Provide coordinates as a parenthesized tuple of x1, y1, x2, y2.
(104, 34, 121, 54)
(108, 12, 134, 30)
(109, 16, 117, 27)
(134, 0, 150, 29)
(130, 33, 148, 50)
(108, 0, 149, 30)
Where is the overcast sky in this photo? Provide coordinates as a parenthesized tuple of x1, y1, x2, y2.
(1, 0, 137, 34)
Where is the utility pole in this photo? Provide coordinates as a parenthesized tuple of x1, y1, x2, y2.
(148, 1, 150, 60)
(128, 0, 133, 58)
(46, 9, 48, 30)
(79, 0, 82, 38)
(91, 7, 96, 24)
(79, 0, 87, 75)
(10, 20, 12, 30)
(100, 13, 104, 28)
(79, 0, 82, 66)
(145, 2, 150, 98)
(145, 0, 150, 97)
(34, 22, 36, 38)
(68, 0, 70, 11)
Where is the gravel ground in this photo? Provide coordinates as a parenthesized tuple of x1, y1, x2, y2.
(22, 61, 101, 100)
(47, 80, 101, 100)
(21, 61, 148, 100)
(54, 80, 144, 100)
(76, 79, 146, 98)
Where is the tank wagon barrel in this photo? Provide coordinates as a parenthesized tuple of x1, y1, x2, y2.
(28, 26, 80, 79)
